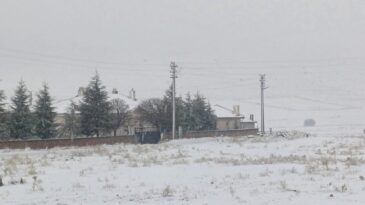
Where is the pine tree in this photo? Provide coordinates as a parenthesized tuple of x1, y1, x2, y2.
(183, 93, 217, 131)
(162, 86, 184, 132)
(9, 80, 33, 139)
(0, 90, 5, 113)
(203, 102, 217, 130)
(182, 93, 195, 130)
(191, 93, 206, 130)
(0, 90, 8, 139)
(79, 73, 112, 137)
(34, 83, 56, 139)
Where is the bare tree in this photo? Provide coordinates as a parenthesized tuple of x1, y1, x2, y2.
(58, 102, 80, 138)
(136, 98, 166, 131)
(111, 99, 129, 136)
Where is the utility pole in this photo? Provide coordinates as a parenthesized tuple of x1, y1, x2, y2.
(260, 74, 268, 135)
(170, 62, 178, 140)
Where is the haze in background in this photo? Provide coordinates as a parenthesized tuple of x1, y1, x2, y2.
(1, 0, 365, 134)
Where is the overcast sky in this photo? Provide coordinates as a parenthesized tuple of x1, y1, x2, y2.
(0, 0, 365, 105)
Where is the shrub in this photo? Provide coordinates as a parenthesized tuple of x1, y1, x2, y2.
(32, 176, 43, 191)
(162, 185, 174, 197)
(280, 181, 287, 190)
(304, 119, 316, 127)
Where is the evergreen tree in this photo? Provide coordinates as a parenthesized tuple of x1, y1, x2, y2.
(183, 93, 217, 131)
(0, 90, 9, 139)
(203, 102, 217, 130)
(191, 93, 206, 130)
(162, 86, 184, 132)
(34, 83, 56, 139)
(182, 93, 195, 130)
(79, 73, 112, 137)
(9, 80, 33, 139)
(0, 90, 5, 113)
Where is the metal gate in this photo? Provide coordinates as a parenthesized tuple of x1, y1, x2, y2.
(135, 127, 161, 144)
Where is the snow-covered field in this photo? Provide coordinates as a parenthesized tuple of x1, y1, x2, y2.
(1, 132, 365, 205)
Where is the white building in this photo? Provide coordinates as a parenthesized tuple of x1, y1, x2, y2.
(214, 104, 256, 130)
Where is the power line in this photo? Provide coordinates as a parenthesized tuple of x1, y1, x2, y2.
(180, 61, 365, 70)
(0, 47, 169, 67)
(166, 57, 365, 66)
(0, 53, 170, 71)
(1, 46, 365, 71)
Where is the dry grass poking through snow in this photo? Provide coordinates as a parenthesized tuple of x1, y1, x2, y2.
(1, 132, 365, 204)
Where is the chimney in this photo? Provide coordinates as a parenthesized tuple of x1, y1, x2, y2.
(77, 87, 85, 97)
(233, 105, 240, 116)
(129, 88, 136, 101)
(112, 88, 118, 94)
(250, 114, 254, 121)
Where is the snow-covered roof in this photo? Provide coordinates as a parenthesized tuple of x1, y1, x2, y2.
(54, 96, 83, 114)
(213, 104, 244, 118)
(109, 92, 140, 110)
(54, 89, 140, 114)
(213, 104, 256, 122)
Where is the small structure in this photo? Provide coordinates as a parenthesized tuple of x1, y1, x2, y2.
(243, 114, 257, 129)
(135, 127, 161, 144)
(216, 117, 256, 130)
(214, 105, 257, 131)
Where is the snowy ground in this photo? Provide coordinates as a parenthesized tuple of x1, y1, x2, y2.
(1, 132, 365, 205)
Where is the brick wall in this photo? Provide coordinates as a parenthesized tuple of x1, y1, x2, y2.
(0, 135, 137, 150)
(163, 129, 259, 140)
(0, 129, 259, 150)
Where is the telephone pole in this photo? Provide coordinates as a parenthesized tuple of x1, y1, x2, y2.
(170, 62, 178, 140)
(260, 74, 268, 135)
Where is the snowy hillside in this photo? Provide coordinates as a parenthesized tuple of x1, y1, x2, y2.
(1, 133, 365, 205)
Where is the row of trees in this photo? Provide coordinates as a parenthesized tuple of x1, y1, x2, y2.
(0, 81, 56, 139)
(137, 87, 217, 132)
(0, 74, 129, 139)
(0, 73, 216, 140)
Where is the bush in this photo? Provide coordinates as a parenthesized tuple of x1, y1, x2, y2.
(304, 119, 316, 127)
(162, 185, 174, 197)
